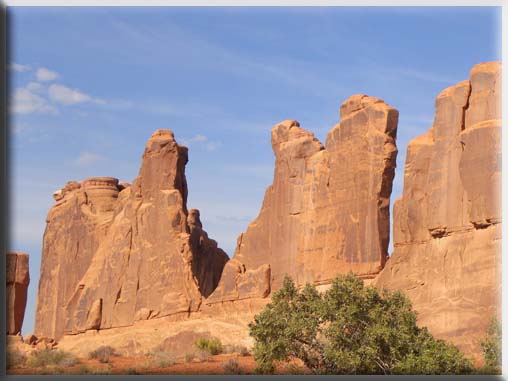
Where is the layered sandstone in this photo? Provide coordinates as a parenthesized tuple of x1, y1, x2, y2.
(208, 95, 398, 304)
(375, 62, 501, 359)
(6, 252, 29, 335)
(35, 130, 228, 340)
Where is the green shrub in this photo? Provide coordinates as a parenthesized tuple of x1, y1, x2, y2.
(195, 337, 223, 355)
(88, 345, 118, 363)
(480, 317, 501, 374)
(26, 348, 78, 368)
(222, 357, 241, 374)
(249, 273, 474, 375)
(146, 348, 176, 367)
(6, 348, 27, 369)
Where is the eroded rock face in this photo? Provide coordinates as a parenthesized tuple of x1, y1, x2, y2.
(35, 130, 228, 340)
(6, 252, 29, 335)
(375, 62, 501, 360)
(208, 95, 398, 304)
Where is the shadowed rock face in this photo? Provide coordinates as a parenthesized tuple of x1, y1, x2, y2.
(207, 95, 398, 304)
(35, 130, 228, 340)
(375, 62, 501, 360)
(6, 252, 30, 335)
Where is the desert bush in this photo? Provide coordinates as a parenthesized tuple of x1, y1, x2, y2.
(26, 348, 78, 368)
(7, 348, 27, 369)
(88, 345, 118, 363)
(184, 352, 196, 363)
(146, 348, 176, 367)
(76, 364, 111, 375)
(249, 273, 474, 375)
(224, 345, 250, 356)
(222, 357, 242, 374)
(126, 367, 140, 375)
(285, 362, 309, 375)
(196, 349, 212, 362)
(195, 337, 223, 355)
(480, 317, 501, 374)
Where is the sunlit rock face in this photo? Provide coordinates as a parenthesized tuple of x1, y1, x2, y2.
(375, 61, 502, 360)
(207, 94, 398, 304)
(7, 251, 30, 335)
(35, 130, 228, 340)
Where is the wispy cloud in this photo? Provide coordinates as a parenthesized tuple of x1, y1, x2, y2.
(10, 86, 57, 115)
(48, 84, 101, 105)
(74, 151, 105, 166)
(180, 134, 222, 152)
(9, 62, 31, 72)
(36, 67, 59, 82)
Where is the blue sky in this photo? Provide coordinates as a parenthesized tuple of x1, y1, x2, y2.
(9, 7, 500, 335)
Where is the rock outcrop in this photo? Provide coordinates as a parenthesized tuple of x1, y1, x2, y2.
(35, 130, 228, 340)
(6, 252, 29, 335)
(375, 62, 501, 360)
(207, 95, 398, 304)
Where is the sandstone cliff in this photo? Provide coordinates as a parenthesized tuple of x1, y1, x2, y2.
(375, 62, 501, 359)
(6, 252, 29, 335)
(35, 130, 228, 340)
(207, 94, 398, 304)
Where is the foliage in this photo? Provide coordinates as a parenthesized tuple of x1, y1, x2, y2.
(480, 317, 501, 374)
(6, 348, 27, 369)
(77, 364, 112, 375)
(195, 337, 223, 355)
(185, 352, 196, 363)
(222, 357, 242, 374)
(26, 348, 78, 368)
(146, 348, 176, 367)
(88, 345, 118, 363)
(249, 273, 474, 375)
(196, 349, 212, 362)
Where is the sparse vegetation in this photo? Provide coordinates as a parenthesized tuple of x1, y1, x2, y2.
(249, 273, 474, 375)
(195, 337, 223, 355)
(146, 347, 177, 368)
(6, 348, 27, 369)
(76, 364, 112, 375)
(222, 357, 242, 374)
(224, 344, 250, 356)
(196, 349, 212, 363)
(185, 352, 196, 363)
(26, 348, 78, 368)
(88, 345, 118, 363)
(480, 317, 501, 374)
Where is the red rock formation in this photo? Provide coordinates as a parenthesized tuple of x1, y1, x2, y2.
(35, 130, 228, 340)
(207, 95, 398, 304)
(375, 62, 501, 360)
(6, 252, 29, 335)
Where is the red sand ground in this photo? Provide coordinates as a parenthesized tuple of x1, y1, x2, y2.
(8, 353, 304, 375)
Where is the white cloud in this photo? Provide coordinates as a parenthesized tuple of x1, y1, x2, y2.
(180, 134, 221, 152)
(10, 87, 57, 115)
(75, 151, 105, 166)
(48, 84, 91, 105)
(36, 67, 59, 82)
(10, 63, 31, 72)
(26, 82, 44, 93)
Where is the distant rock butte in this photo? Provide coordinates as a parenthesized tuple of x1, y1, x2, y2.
(34, 129, 228, 340)
(207, 94, 398, 304)
(375, 61, 502, 360)
(6, 251, 29, 335)
(5, 251, 30, 335)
